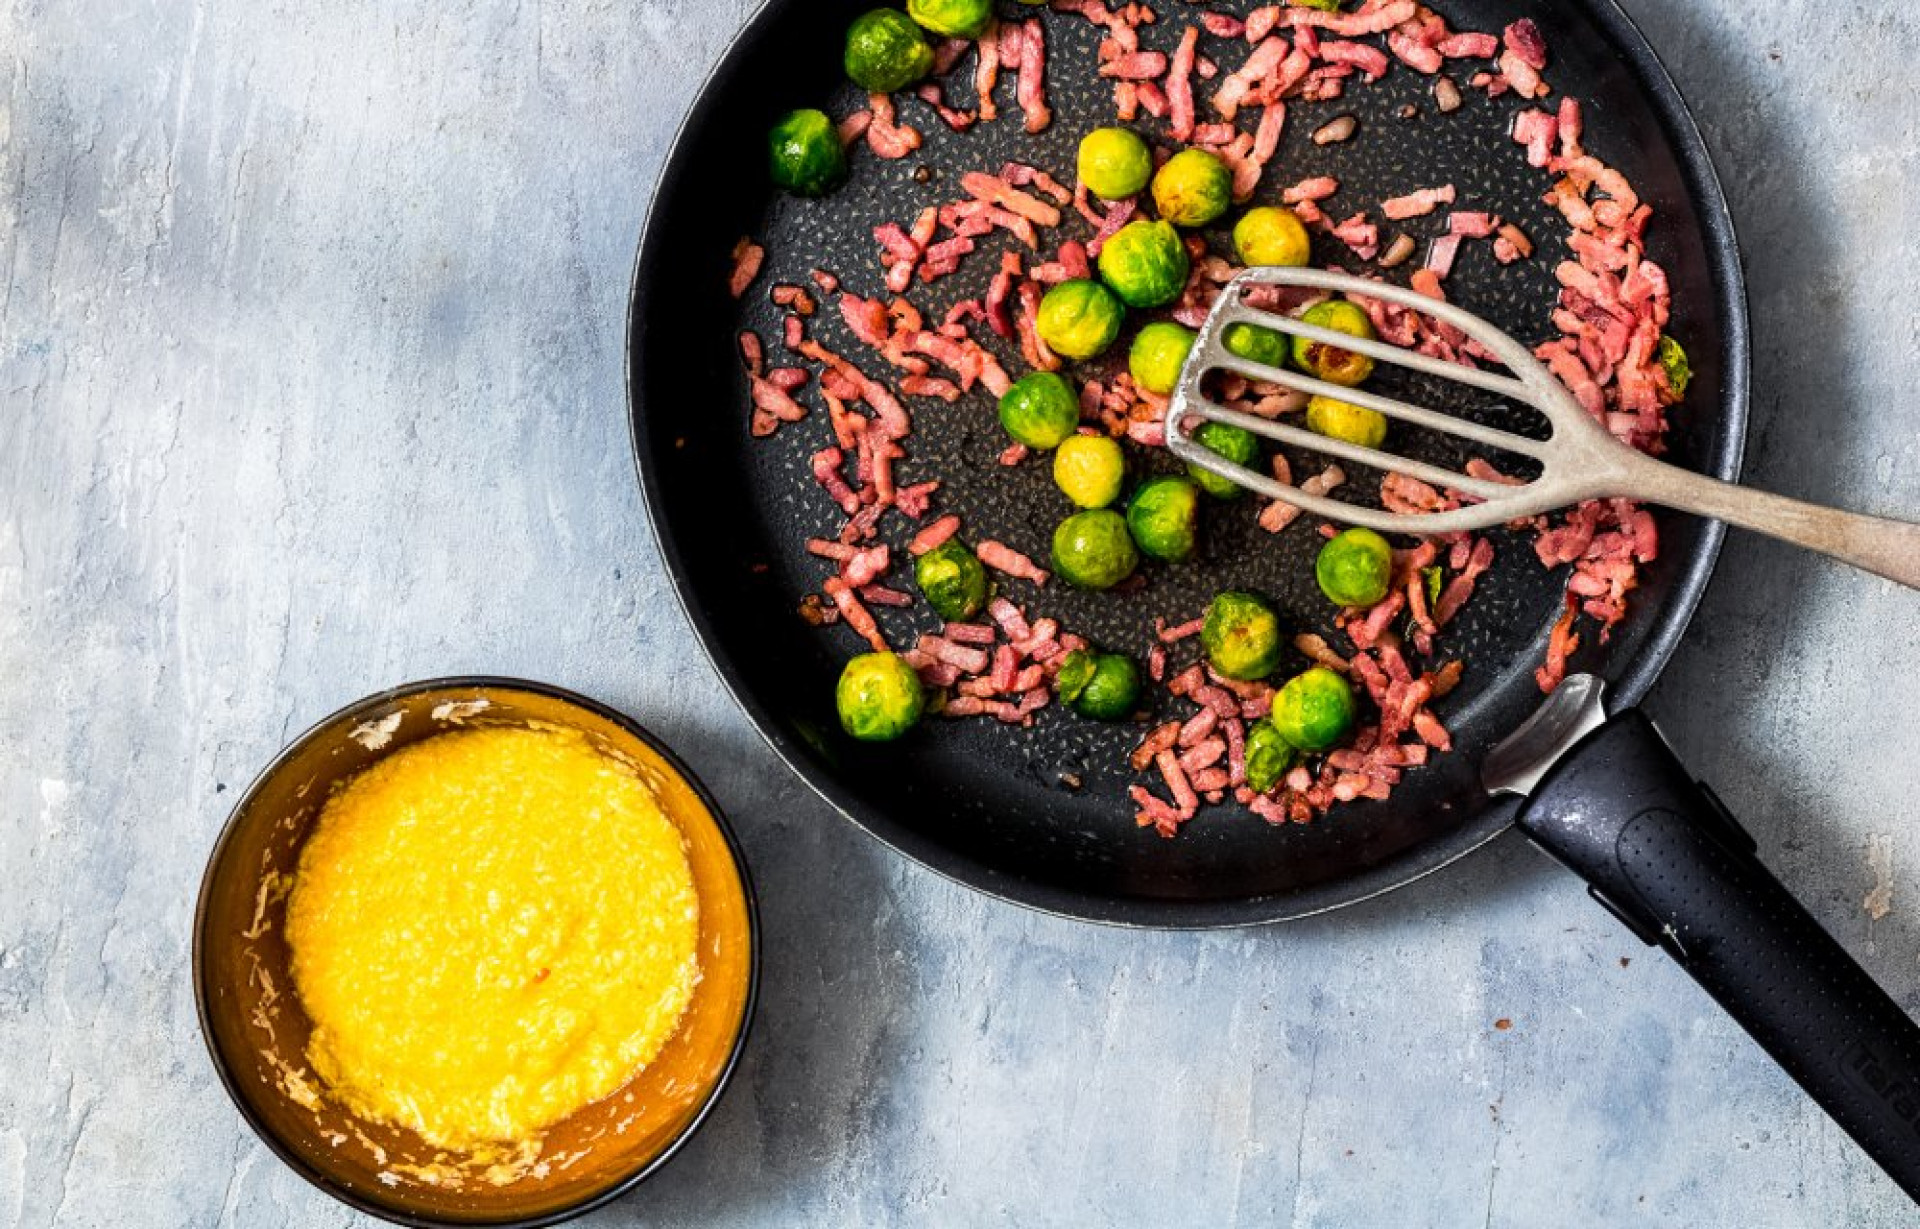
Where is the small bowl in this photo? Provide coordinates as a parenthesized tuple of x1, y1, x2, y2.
(194, 678, 758, 1227)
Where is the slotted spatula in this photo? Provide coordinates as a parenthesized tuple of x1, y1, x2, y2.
(1167, 267, 1920, 589)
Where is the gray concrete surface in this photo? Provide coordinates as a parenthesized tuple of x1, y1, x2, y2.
(3, 0, 1918, 1225)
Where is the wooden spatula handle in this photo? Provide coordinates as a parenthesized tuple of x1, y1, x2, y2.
(1623, 451, 1920, 590)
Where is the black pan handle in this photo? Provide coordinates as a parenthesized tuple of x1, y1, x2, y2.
(1517, 708, 1920, 1202)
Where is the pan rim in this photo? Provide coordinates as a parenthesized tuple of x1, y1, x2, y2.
(625, 0, 1749, 929)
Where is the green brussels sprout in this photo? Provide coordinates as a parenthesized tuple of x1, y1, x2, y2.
(1314, 527, 1394, 607)
(1077, 127, 1154, 200)
(998, 372, 1081, 450)
(1054, 648, 1097, 703)
(907, 0, 993, 38)
(1051, 508, 1139, 590)
(844, 9, 934, 93)
(1186, 420, 1258, 499)
(768, 109, 848, 197)
(1073, 652, 1142, 720)
(1053, 433, 1127, 509)
(1152, 149, 1233, 228)
(1232, 206, 1311, 268)
(1243, 717, 1298, 793)
(1035, 279, 1126, 360)
(1291, 299, 1377, 387)
(836, 651, 926, 741)
(1126, 474, 1201, 562)
(1223, 321, 1289, 370)
(1128, 321, 1197, 396)
(1305, 394, 1387, 448)
(915, 539, 989, 622)
(1657, 334, 1691, 398)
(1095, 220, 1190, 309)
(1201, 590, 1283, 681)
(1270, 666, 1356, 752)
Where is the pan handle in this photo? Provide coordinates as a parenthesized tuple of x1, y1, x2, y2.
(1517, 708, 1920, 1202)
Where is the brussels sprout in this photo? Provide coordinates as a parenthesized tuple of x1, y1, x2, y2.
(1186, 420, 1258, 499)
(845, 9, 934, 93)
(1054, 648, 1098, 703)
(907, 0, 993, 38)
(1291, 299, 1377, 387)
(768, 109, 849, 197)
(1314, 527, 1393, 607)
(1223, 321, 1289, 369)
(1243, 717, 1298, 793)
(1036, 279, 1126, 360)
(1201, 590, 1283, 681)
(1077, 127, 1154, 200)
(1096, 220, 1191, 309)
(915, 539, 989, 622)
(1053, 433, 1127, 509)
(1074, 652, 1142, 720)
(1270, 666, 1356, 752)
(1126, 474, 1201, 562)
(998, 372, 1081, 450)
(1657, 334, 1691, 397)
(1051, 508, 1139, 590)
(1128, 321, 1197, 396)
(1304, 394, 1387, 448)
(1232, 206, 1311, 268)
(836, 652, 926, 741)
(1151, 149, 1233, 228)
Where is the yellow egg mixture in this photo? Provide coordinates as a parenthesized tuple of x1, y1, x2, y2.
(284, 724, 700, 1154)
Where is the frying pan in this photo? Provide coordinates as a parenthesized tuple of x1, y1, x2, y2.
(627, 0, 1920, 1199)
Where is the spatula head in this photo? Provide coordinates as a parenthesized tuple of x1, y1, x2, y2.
(1166, 266, 1624, 535)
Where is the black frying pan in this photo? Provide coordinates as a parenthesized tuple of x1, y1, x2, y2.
(627, 0, 1920, 1198)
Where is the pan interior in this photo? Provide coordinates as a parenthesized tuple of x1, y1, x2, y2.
(630, 0, 1741, 922)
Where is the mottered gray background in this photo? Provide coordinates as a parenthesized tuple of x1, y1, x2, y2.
(3, 0, 1918, 1225)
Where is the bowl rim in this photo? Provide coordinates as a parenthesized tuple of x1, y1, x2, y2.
(191, 675, 762, 1228)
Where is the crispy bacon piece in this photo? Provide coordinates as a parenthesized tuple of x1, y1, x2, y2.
(977, 540, 1049, 586)
(729, 237, 765, 298)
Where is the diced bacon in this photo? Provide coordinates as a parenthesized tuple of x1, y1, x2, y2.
(1512, 108, 1556, 167)
(987, 597, 1030, 642)
(1437, 31, 1498, 58)
(1201, 11, 1244, 38)
(842, 544, 891, 589)
(977, 540, 1049, 586)
(1503, 18, 1549, 70)
(1499, 50, 1544, 97)
(1179, 706, 1220, 747)
(823, 577, 887, 653)
(1536, 598, 1581, 692)
(1086, 197, 1136, 258)
(1434, 537, 1494, 625)
(1282, 175, 1339, 204)
(729, 237, 765, 299)
(920, 634, 990, 676)
(1211, 35, 1285, 121)
(1015, 19, 1051, 133)
(1000, 161, 1073, 204)
(1245, 5, 1280, 42)
(1285, 0, 1416, 36)
(1328, 212, 1379, 259)
(914, 82, 976, 132)
(1101, 50, 1168, 79)
(866, 93, 923, 160)
(1425, 232, 1461, 278)
(1381, 184, 1457, 220)
(1320, 39, 1390, 78)
(895, 479, 939, 520)
(810, 449, 861, 515)
(962, 172, 1063, 228)
(1168, 25, 1200, 141)
(1449, 211, 1498, 238)
(1148, 645, 1166, 682)
(1158, 616, 1204, 643)
(1156, 748, 1200, 817)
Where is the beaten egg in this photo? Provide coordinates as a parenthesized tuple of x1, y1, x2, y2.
(284, 724, 700, 1154)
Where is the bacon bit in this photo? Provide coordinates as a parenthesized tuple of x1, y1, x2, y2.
(975, 18, 1001, 122)
(1167, 25, 1200, 141)
(866, 93, 923, 160)
(1294, 632, 1350, 674)
(998, 441, 1029, 466)
(1438, 31, 1499, 58)
(919, 633, 991, 676)
(1282, 175, 1339, 204)
(1328, 212, 1379, 259)
(1512, 108, 1557, 168)
(1148, 645, 1166, 682)
(977, 540, 1049, 586)
(823, 577, 887, 653)
(836, 111, 872, 147)
(771, 283, 817, 316)
(729, 237, 765, 299)
(962, 172, 1063, 228)
(1425, 232, 1462, 278)
(914, 82, 975, 132)
(909, 515, 962, 556)
(1132, 721, 1182, 772)
(1503, 18, 1549, 70)
(1157, 616, 1205, 643)
(860, 584, 913, 608)
(1536, 597, 1581, 692)
(1381, 184, 1457, 220)
(1015, 19, 1051, 133)
(1155, 748, 1200, 817)
(1434, 537, 1495, 625)
(1320, 40, 1390, 78)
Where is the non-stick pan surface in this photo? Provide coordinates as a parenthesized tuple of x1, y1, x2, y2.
(629, 0, 1747, 925)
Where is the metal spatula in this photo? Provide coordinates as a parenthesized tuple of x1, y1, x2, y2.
(1167, 267, 1920, 590)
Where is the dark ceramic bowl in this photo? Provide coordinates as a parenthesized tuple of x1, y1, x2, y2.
(193, 678, 758, 1227)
